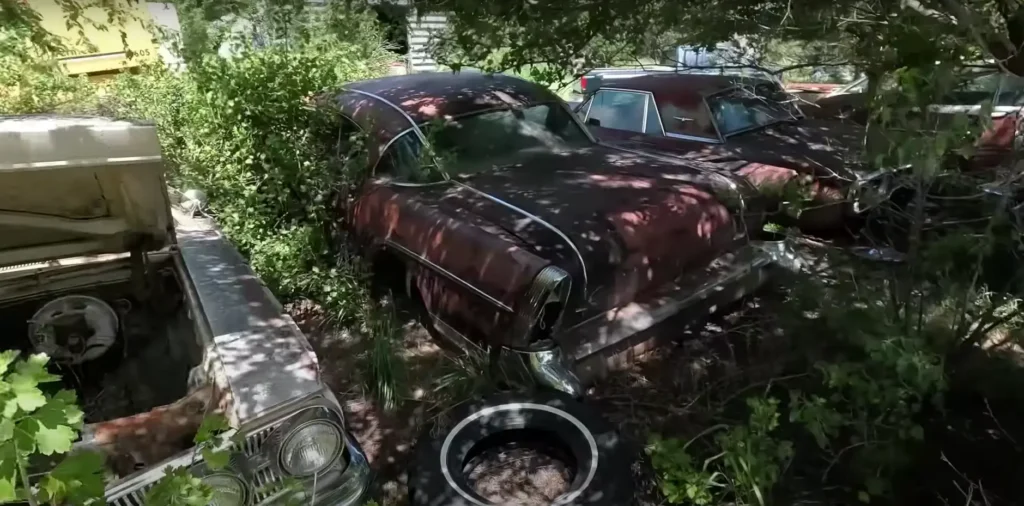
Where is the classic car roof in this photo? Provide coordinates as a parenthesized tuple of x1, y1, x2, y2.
(596, 73, 777, 101)
(343, 72, 559, 125)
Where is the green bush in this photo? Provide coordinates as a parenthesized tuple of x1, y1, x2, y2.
(103, 6, 395, 322)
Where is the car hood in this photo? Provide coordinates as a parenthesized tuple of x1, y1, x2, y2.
(0, 116, 173, 269)
(601, 118, 869, 183)
(397, 145, 743, 319)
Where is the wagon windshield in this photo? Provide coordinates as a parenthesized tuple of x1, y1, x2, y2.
(426, 102, 592, 174)
(706, 85, 802, 137)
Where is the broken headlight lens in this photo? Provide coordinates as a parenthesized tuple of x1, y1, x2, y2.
(202, 473, 247, 506)
(280, 420, 344, 477)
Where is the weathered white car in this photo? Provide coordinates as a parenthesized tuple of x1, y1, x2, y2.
(0, 116, 370, 505)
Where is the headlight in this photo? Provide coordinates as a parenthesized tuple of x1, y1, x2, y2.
(202, 473, 248, 506)
(508, 265, 571, 347)
(279, 420, 344, 476)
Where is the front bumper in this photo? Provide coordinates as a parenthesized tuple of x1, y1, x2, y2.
(555, 239, 792, 384)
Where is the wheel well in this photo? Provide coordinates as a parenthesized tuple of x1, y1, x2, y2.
(369, 248, 410, 298)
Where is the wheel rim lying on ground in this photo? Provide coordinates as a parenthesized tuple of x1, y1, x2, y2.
(409, 392, 634, 506)
(463, 428, 576, 504)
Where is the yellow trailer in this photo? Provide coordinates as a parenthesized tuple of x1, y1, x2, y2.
(33, 0, 162, 79)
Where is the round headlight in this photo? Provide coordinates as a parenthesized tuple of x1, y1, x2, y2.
(280, 420, 344, 476)
(202, 474, 247, 506)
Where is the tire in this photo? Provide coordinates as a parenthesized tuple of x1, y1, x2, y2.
(408, 391, 634, 506)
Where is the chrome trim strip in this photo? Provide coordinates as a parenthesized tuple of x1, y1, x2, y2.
(341, 88, 429, 144)
(560, 97, 599, 144)
(428, 311, 485, 352)
(665, 132, 722, 143)
(451, 181, 589, 296)
(648, 94, 667, 136)
(370, 126, 417, 176)
(384, 239, 513, 312)
(641, 92, 649, 134)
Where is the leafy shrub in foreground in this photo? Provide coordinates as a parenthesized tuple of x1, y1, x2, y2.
(104, 21, 394, 322)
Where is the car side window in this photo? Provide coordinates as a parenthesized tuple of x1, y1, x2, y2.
(376, 132, 427, 180)
(658, 100, 718, 140)
(586, 90, 647, 133)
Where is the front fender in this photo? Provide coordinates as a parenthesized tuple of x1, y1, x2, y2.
(350, 183, 550, 345)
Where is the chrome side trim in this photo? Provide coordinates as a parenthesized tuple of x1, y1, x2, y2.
(428, 311, 485, 352)
(451, 181, 589, 296)
(384, 239, 513, 312)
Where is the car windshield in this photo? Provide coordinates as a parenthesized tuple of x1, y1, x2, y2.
(425, 102, 592, 175)
(706, 85, 802, 137)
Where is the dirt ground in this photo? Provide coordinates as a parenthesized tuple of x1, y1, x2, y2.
(290, 287, 793, 506)
(289, 237, 1024, 505)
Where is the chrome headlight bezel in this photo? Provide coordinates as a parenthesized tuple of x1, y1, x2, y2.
(278, 419, 346, 477)
(508, 265, 572, 348)
(266, 406, 349, 479)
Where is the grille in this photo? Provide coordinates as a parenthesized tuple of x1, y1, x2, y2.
(107, 424, 281, 506)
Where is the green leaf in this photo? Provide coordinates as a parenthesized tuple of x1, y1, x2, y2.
(858, 490, 871, 503)
(195, 413, 230, 444)
(11, 387, 46, 414)
(0, 420, 12, 442)
(15, 353, 60, 384)
(0, 350, 17, 377)
(14, 419, 37, 454)
(35, 422, 76, 456)
(201, 446, 230, 471)
(1, 400, 17, 419)
(0, 443, 16, 502)
(41, 451, 106, 505)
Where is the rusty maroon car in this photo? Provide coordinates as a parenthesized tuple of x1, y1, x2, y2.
(316, 73, 789, 395)
(574, 73, 897, 231)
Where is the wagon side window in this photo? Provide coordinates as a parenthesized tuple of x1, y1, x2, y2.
(585, 90, 647, 133)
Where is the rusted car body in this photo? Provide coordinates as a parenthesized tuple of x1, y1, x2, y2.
(0, 116, 370, 505)
(810, 71, 1024, 172)
(316, 73, 793, 393)
(574, 73, 896, 231)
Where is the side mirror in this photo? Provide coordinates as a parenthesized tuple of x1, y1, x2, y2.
(586, 117, 601, 127)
